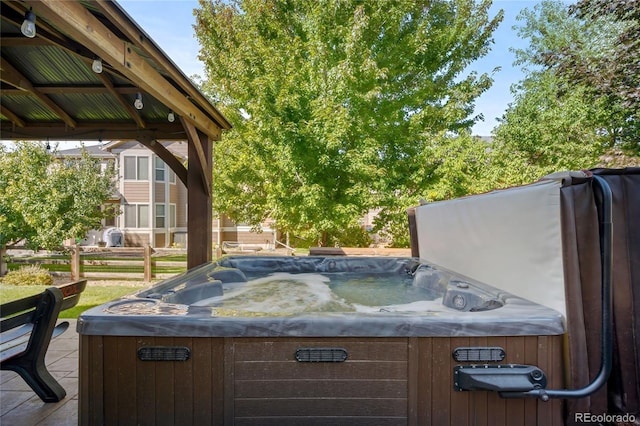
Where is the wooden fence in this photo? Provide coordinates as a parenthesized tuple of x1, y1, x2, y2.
(7, 246, 413, 283)
(9, 246, 187, 283)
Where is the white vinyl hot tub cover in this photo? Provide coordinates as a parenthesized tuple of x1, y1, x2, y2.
(414, 176, 566, 316)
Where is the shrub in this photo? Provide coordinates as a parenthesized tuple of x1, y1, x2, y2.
(1, 265, 54, 286)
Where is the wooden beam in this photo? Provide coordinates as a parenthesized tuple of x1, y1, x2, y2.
(0, 57, 77, 128)
(93, 0, 232, 132)
(0, 122, 186, 141)
(2, 86, 140, 95)
(0, 35, 54, 47)
(28, 0, 223, 140)
(138, 139, 188, 187)
(93, 69, 146, 128)
(181, 117, 211, 195)
(0, 104, 25, 127)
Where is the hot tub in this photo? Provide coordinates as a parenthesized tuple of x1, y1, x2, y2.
(78, 256, 565, 425)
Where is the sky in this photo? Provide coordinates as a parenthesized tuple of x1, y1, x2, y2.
(10, 0, 563, 149)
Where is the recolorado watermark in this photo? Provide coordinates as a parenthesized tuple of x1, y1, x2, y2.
(575, 412, 636, 423)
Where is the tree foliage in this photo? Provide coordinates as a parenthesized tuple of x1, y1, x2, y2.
(0, 143, 118, 251)
(494, 0, 639, 170)
(195, 0, 502, 245)
(564, 0, 640, 153)
(375, 131, 494, 247)
(492, 72, 604, 184)
(490, 0, 639, 184)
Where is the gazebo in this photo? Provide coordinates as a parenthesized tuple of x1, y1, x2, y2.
(0, 0, 232, 268)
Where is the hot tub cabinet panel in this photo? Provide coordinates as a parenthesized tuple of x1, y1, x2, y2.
(79, 335, 564, 425)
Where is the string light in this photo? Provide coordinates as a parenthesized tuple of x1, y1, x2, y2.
(92, 58, 103, 74)
(134, 92, 143, 110)
(21, 8, 36, 38)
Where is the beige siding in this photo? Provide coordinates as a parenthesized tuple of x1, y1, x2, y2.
(221, 230, 238, 243)
(123, 182, 149, 203)
(154, 182, 165, 202)
(169, 181, 179, 203)
(155, 232, 166, 248)
(177, 183, 187, 227)
(124, 232, 150, 247)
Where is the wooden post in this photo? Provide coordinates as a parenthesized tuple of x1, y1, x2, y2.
(144, 245, 153, 282)
(186, 126, 213, 269)
(407, 207, 419, 258)
(0, 246, 7, 276)
(70, 245, 81, 281)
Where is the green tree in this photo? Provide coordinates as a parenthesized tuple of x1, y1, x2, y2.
(196, 0, 502, 246)
(562, 0, 640, 153)
(492, 72, 604, 185)
(0, 143, 118, 252)
(374, 131, 493, 247)
(490, 0, 612, 183)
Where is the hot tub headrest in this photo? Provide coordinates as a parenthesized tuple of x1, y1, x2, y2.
(412, 265, 448, 292)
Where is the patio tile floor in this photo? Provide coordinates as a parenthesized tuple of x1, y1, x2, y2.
(1, 320, 79, 426)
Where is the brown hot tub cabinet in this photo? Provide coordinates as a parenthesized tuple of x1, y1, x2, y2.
(78, 255, 565, 425)
(78, 168, 639, 425)
(79, 335, 564, 425)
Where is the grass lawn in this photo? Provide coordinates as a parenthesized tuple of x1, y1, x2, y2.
(0, 283, 151, 319)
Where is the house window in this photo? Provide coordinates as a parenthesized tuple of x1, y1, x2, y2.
(156, 204, 166, 228)
(169, 168, 176, 184)
(124, 204, 136, 227)
(138, 205, 149, 228)
(124, 156, 149, 180)
(124, 204, 149, 228)
(155, 157, 165, 182)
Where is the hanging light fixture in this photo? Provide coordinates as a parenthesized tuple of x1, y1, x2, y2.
(167, 110, 175, 122)
(92, 57, 103, 74)
(21, 8, 36, 38)
(46, 139, 51, 151)
(134, 92, 143, 110)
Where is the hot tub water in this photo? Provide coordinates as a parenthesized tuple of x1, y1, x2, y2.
(191, 271, 442, 315)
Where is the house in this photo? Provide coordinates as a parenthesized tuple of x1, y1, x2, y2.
(58, 142, 277, 250)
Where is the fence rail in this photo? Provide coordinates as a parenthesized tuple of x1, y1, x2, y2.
(8, 246, 187, 283)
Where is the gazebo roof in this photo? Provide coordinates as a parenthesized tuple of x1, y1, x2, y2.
(1, 0, 231, 268)
(1, 0, 231, 142)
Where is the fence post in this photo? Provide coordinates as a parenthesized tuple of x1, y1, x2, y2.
(70, 245, 81, 281)
(144, 245, 153, 283)
(0, 246, 7, 276)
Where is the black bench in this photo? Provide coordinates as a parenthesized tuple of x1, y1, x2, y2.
(0, 280, 87, 402)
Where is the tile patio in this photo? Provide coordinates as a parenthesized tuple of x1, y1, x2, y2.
(1, 320, 79, 426)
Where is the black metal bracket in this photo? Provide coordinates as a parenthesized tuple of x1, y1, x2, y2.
(454, 364, 547, 393)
